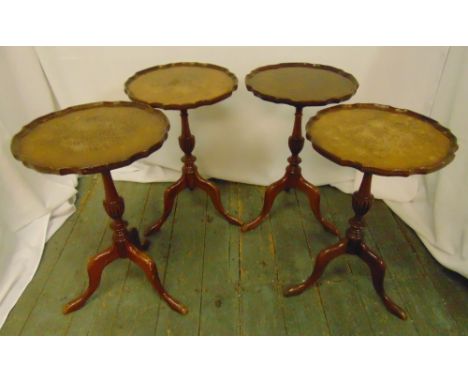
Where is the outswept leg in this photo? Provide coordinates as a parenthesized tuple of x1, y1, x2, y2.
(242, 106, 337, 234)
(195, 172, 241, 227)
(284, 239, 347, 296)
(296, 175, 340, 236)
(64, 170, 187, 316)
(284, 172, 407, 320)
(147, 109, 240, 234)
(358, 243, 407, 320)
(127, 243, 188, 315)
(146, 175, 186, 236)
(241, 174, 289, 232)
(63, 246, 119, 314)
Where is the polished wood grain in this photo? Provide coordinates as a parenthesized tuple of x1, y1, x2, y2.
(245, 63, 358, 107)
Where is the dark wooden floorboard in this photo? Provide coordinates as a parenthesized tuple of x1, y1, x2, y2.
(199, 181, 240, 336)
(238, 184, 287, 336)
(1, 180, 467, 336)
(155, 187, 207, 336)
(269, 190, 329, 335)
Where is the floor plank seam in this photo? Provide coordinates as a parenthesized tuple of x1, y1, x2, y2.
(235, 184, 243, 336)
(266, 215, 289, 336)
(392, 214, 430, 277)
(197, 195, 209, 336)
(230, 183, 241, 336)
(315, 286, 331, 335)
(238, 184, 245, 336)
(153, 190, 180, 335)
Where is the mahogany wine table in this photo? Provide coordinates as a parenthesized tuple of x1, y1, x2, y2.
(125, 62, 241, 236)
(284, 103, 458, 319)
(11, 101, 187, 315)
(241, 63, 359, 233)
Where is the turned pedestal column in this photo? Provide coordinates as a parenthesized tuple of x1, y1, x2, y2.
(285, 173, 406, 319)
(145, 109, 241, 235)
(11, 101, 188, 315)
(242, 106, 339, 235)
(241, 63, 359, 233)
(284, 102, 458, 320)
(124, 62, 242, 236)
(64, 171, 187, 315)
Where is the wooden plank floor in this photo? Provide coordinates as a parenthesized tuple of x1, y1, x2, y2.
(2, 176, 467, 335)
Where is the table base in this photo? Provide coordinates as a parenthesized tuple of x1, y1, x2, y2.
(146, 109, 241, 236)
(284, 173, 407, 320)
(63, 171, 188, 315)
(241, 107, 339, 236)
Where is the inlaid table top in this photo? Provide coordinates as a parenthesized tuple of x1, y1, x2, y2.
(11, 101, 169, 175)
(245, 63, 359, 107)
(125, 62, 238, 110)
(306, 103, 458, 176)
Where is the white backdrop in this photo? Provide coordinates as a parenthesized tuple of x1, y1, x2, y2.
(0, 47, 77, 327)
(1, 46, 466, 328)
(387, 47, 468, 277)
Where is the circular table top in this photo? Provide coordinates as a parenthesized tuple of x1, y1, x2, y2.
(245, 63, 359, 107)
(11, 101, 170, 175)
(306, 103, 458, 176)
(125, 62, 238, 110)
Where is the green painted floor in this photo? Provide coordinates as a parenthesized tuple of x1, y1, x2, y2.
(1, 176, 467, 335)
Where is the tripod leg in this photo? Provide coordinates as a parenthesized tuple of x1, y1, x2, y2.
(195, 173, 242, 226)
(241, 175, 288, 232)
(145, 175, 186, 236)
(63, 246, 119, 314)
(296, 176, 340, 237)
(284, 239, 347, 296)
(358, 243, 407, 320)
(126, 243, 188, 315)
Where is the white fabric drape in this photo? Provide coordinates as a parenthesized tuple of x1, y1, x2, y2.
(0, 46, 466, 329)
(0, 47, 77, 328)
(386, 47, 468, 277)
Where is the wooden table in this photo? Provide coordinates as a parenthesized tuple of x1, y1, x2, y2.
(11, 101, 188, 315)
(241, 63, 359, 234)
(125, 62, 242, 236)
(284, 103, 458, 319)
